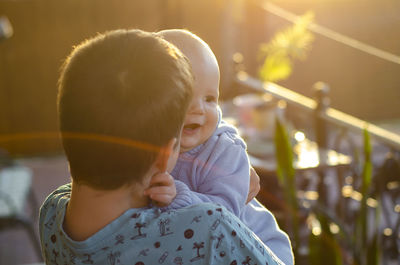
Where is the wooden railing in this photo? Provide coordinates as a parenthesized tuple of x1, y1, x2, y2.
(234, 71, 400, 151)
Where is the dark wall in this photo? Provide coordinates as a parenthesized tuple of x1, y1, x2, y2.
(0, 0, 163, 156)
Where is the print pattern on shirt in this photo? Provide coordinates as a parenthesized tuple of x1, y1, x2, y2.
(45, 214, 56, 230)
(173, 256, 183, 265)
(191, 215, 201, 223)
(45, 206, 274, 265)
(158, 251, 169, 263)
(40, 186, 282, 265)
(131, 222, 147, 240)
(211, 233, 225, 249)
(138, 248, 150, 257)
(158, 218, 173, 236)
(190, 242, 205, 262)
(107, 251, 121, 265)
(115, 234, 124, 245)
(82, 253, 95, 264)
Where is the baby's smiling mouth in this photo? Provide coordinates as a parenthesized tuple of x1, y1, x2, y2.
(183, 123, 201, 133)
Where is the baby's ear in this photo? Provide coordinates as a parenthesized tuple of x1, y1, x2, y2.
(154, 138, 177, 172)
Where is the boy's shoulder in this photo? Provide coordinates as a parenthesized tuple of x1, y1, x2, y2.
(177, 203, 284, 264)
(161, 203, 245, 233)
(164, 202, 232, 221)
(173, 203, 248, 232)
(38, 185, 229, 228)
(39, 183, 71, 215)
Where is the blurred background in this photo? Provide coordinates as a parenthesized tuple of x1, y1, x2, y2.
(0, 0, 399, 264)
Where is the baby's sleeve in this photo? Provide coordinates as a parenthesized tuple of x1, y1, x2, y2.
(196, 140, 250, 216)
(169, 132, 251, 217)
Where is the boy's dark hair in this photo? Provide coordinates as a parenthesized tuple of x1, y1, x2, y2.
(58, 29, 193, 190)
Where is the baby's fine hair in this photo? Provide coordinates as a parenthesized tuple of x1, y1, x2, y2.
(58, 29, 193, 189)
(157, 29, 219, 68)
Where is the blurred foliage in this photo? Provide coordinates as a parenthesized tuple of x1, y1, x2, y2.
(274, 116, 299, 254)
(259, 11, 314, 82)
(354, 128, 379, 265)
(274, 121, 383, 264)
(308, 212, 342, 265)
(274, 117, 295, 186)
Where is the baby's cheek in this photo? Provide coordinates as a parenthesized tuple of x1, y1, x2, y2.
(183, 114, 190, 124)
(210, 107, 219, 126)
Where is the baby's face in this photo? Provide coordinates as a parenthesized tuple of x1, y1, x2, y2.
(180, 49, 220, 153)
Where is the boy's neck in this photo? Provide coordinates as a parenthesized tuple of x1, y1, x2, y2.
(64, 180, 150, 241)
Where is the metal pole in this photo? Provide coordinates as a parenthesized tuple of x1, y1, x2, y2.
(313, 82, 330, 149)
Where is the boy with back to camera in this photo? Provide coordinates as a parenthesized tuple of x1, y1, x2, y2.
(146, 29, 294, 265)
(39, 29, 284, 265)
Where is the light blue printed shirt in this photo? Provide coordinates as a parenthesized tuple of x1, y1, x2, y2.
(39, 184, 284, 265)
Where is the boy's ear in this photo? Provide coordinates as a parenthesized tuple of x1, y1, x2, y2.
(155, 138, 177, 172)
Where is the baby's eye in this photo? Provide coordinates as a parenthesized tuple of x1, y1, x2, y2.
(205, 95, 216, 103)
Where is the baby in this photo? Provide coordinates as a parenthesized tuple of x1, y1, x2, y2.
(152, 29, 294, 265)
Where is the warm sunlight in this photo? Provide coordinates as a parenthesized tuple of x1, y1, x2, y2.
(294, 138, 319, 168)
(1, 0, 399, 263)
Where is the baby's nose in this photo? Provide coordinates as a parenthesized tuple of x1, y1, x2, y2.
(190, 99, 205, 114)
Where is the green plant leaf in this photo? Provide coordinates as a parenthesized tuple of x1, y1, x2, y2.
(362, 127, 372, 190)
(355, 127, 373, 262)
(274, 116, 295, 185)
(274, 116, 299, 253)
(259, 52, 292, 82)
(367, 233, 379, 265)
(258, 11, 314, 82)
(308, 215, 343, 265)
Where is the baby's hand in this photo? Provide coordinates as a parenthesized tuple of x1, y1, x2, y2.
(246, 167, 260, 204)
(144, 171, 176, 207)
